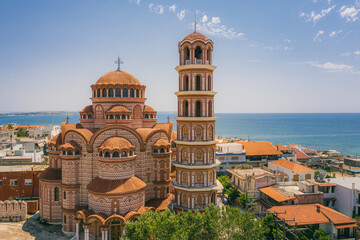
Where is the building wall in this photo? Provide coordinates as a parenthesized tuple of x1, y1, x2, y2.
(0, 200, 27, 221)
(0, 170, 43, 201)
(267, 163, 314, 181)
(332, 184, 354, 217)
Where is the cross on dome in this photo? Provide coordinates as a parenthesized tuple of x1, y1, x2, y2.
(115, 56, 124, 71)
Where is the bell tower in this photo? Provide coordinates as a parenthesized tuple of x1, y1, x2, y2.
(172, 31, 222, 211)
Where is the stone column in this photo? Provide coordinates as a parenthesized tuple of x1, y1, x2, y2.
(104, 228, 108, 240)
(76, 222, 80, 240)
(101, 230, 105, 240)
(83, 224, 90, 240)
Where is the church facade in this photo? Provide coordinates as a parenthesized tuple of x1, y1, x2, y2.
(39, 67, 174, 239)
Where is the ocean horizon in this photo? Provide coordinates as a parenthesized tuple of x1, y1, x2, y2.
(1, 112, 360, 156)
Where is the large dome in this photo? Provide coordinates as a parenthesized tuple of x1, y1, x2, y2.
(95, 70, 142, 86)
(183, 32, 208, 41)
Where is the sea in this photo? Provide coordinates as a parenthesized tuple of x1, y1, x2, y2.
(1, 112, 360, 156)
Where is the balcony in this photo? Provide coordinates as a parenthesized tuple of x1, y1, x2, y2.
(184, 59, 209, 65)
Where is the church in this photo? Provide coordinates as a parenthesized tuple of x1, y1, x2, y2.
(39, 30, 221, 240)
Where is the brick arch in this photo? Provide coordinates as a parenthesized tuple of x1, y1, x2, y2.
(133, 104, 142, 119)
(88, 125, 145, 152)
(143, 129, 171, 144)
(195, 126, 203, 140)
(62, 130, 89, 146)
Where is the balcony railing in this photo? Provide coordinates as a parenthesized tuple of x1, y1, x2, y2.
(184, 59, 209, 65)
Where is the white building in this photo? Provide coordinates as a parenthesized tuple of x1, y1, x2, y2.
(329, 177, 360, 217)
(216, 142, 246, 172)
(28, 125, 60, 139)
(268, 159, 316, 181)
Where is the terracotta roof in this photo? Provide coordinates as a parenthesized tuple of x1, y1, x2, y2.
(171, 131, 177, 140)
(259, 186, 295, 202)
(39, 168, 62, 181)
(237, 141, 283, 156)
(154, 122, 173, 137)
(268, 204, 357, 227)
(106, 105, 131, 114)
(294, 148, 310, 160)
(183, 32, 208, 41)
(136, 122, 173, 142)
(99, 137, 135, 151)
(80, 105, 93, 113)
(136, 128, 157, 142)
(145, 194, 174, 211)
(95, 70, 142, 86)
(153, 138, 170, 147)
(60, 140, 80, 150)
(269, 159, 316, 173)
(143, 105, 156, 113)
(87, 176, 146, 195)
(48, 133, 62, 146)
(318, 183, 337, 187)
(275, 144, 294, 152)
(61, 123, 94, 143)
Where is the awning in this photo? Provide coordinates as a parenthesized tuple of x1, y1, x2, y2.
(335, 223, 358, 229)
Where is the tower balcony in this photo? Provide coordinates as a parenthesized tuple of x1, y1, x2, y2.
(172, 180, 223, 192)
(172, 159, 221, 169)
(184, 59, 209, 65)
(175, 64, 216, 73)
(174, 117, 218, 122)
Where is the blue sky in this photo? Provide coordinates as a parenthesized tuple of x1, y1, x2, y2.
(0, 0, 359, 113)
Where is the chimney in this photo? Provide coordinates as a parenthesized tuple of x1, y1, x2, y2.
(316, 205, 321, 213)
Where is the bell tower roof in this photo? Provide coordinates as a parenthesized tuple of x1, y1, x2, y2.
(183, 32, 208, 42)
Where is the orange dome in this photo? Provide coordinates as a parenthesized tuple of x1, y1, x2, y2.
(95, 71, 142, 86)
(99, 137, 135, 151)
(183, 32, 208, 41)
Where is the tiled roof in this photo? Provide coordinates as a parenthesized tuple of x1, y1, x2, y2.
(60, 140, 80, 150)
(94, 70, 142, 86)
(183, 32, 208, 41)
(154, 122, 173, 137)
(39, 168, 62, 181)
(61, 123, 94, 143)
(143, 105, 156, 113)
(87, 176, 146, 195)
(268, 204, 357, 227)
(237, 141, 283, 156)
(145, 194, 174, 211)
(275, 144, 294, 152)
(269, 159, 316, 173)
(294, 148, 310, 160)
(48, 133, 62, 146)
(80, 105, 93, 113)
(106, 105, 131, 114)
(153, 138, 170, 147)
(98, 137, 135, 151)
(259, 186, 295, 202)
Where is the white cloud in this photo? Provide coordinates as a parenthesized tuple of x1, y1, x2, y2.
(329, 29, 343, 37)
(339, 5, 360, 22)
(341, 52, 351, 57)
(149, 3, 164, 15)
(201, 15, 208, 23)
(355, 51, 360, 55)
(313, 30, 325, 42)
(284, 39, 292, 43)
(130, 0, 140, 5)
(169, 4, 176, 13)
(211, 17, 221, 24)
(284, 46, 293, 51)
(300, 5, 336, 22)
(305, 61, 353, 71)
(177, 10, 185, 21)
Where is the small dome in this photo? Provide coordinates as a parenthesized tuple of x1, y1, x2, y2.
(153, 139, 170, 147)
(143, 105, 156, 113)
(95, 71, 142, 86)
(99, 137, 135, 151)
(80, 105, 93, 113)
(183, 32, 208, 41)
(106, 105, 131, 114)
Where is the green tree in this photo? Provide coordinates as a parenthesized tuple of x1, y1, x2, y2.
(16, 128, 28, 137)
(7, 124, 13, 129)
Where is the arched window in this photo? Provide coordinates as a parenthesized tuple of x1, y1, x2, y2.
(183, 173, 188, 183)
(110, 115, 114, 120)
(105, 152, 110, 158)
(208, 101, 212, 117)
(109, 88, 114, 97)
(185, 47, 190, 61)
(150, 114, 153, 119)
(102, 88, 107, 97)
(136, 89, 139, 97)
(62, 150, 65, 155)
(145, 114, 149, 119)
(196, 101, 201, 117)
(64, 215, 67, 224)
(160, 148, 165, 153)
(116, 114, 120, 119)
(64, 191, 66, 200)
(129, 150, 133, 156)
(208, 76, 211, 91)
(184, 101, 189, 117)
(82, 114, 86, 119)
(67, 150, 73, 155)
(123, 88, 128, 97)
(75, 150, 80, 155)
(209, 126, 213, 139)
(196, 75, 201, 91)
(182, 149, 187, 158)
(113, 152, 119, 158)
(121, 114, 126, 119)
(154, 148, 158, 153)
(115, 88, 121, 97)
(93, 90, 96, 98)
(130, 88, 134, 97)
(196, 127, 202, 137)
(210, 171, 213, 183)
(209, 149, 213, 161)
(197, 195, 202, 204)
(196, 173, 202, 183)
(207, 48, 211, 64)
(183, 127, 188, 138)
(88, 114, 92, 119)
(195, 46, 202, 60)
(121, 151, 127, 157)
(99, 151, 103, 157)
(184, 75, 189, 91)
(54, 187, 59, 202)
(197, 151, 201, 160)
(97, 89, 101, 97)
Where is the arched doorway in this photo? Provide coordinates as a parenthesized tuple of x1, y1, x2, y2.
(108, 219, 124, 240)
(196, 101, 201, 117)
(184, 101, 189, 117)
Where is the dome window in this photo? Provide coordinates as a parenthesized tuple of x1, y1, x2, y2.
(62, 150, 66, 155)
(121, 151, 127, 157)
(102, 88, 107, 97)
(129, 150, 133, 156)
(113, 152, 119, 158)
(116, 114, 120, 119)
(99, 151, 103, 157)
(130, 88, 134, 97)
(68, 150, 73, 155)
(115, 88, 121, 97)
(88, 114, 92, 119)
(75, 150, 80, 155)
(105, 152, 110, 158)
(82, 114, 86, 119)
(160, 148, 165, 153)
(123, 88, 128, 97)
(122, 114, 126, 120)
(110, 115, 114, 120)
(97, 89, 101, 98)
(145, 114, 149, 119)
(153, 148, 158, 153)
(109, 88, 114, 97)
(150, 114, 153, 119)
(136, 89, 139, 98)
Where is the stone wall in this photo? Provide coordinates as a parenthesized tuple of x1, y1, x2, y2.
(0, 200, 27, 221)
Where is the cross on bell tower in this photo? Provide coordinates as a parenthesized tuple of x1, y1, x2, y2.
(114, 56, 124, 71)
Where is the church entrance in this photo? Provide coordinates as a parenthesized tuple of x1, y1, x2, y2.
(109, 220, 123, 240)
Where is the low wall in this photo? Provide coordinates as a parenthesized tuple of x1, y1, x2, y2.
(0, 200, 27, 221)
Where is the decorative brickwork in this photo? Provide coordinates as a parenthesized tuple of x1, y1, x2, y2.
(0, 200, 27, 221)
